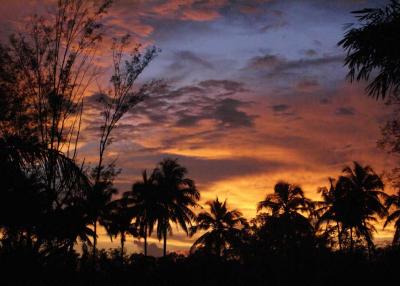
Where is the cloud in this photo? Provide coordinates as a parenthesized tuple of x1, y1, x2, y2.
(296, 79, 320, 92)
(335, 107, 356, 116)
(214, 98, 255, 127)
(271, 104, 290, 112)
(199, 79, 247, 92)
(173, 97, 255, 128)
(246, 53, 344, 73)
(133, 241, 163, 257)
(303, 49, 318, 57)
(173, 51, 214, 69)
(246, 54, 284, 70)
(127, 79, 253, 129)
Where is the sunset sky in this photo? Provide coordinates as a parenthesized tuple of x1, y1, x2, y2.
(0, 0, 395, 255)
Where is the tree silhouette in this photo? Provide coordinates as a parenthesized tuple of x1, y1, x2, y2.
(103, 194, 139, 261)
(336, 162, 387, 253)
(190, 198, 247, 257)
(256, 181, 315, 255)
(151, 158, 200, 256)
(126, 170, 159, 256)
(257, 181, 312, 217)
(87, 164, 118, 258)
(90, 31, 158, 259)
(0, 136, 91, 249)
(384, 190, 400, 246)
(339, 0, 400, 100)
(316, 177, 347, 251)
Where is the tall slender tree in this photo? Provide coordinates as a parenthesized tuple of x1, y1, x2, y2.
(126, 170, 159, 256)
(103, 194, 138, 261)
(152, 158, 200, 256)
(90, 34, 159, 258)
(316, 178, 346, 251)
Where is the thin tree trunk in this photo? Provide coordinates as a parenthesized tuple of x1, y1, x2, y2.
(367, 241, 371, 260)
(144, 225, 147, 257)
(336, 222, 342, 251)
(163, 225, 167, 257)
(121, 232, 125, 262)
(350, 227, 354, 253)
(93, 220, 97, 258)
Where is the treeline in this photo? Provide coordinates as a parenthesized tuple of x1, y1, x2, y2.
(1, 153, 400, 285)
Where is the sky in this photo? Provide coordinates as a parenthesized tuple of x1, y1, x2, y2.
(0, 0, 396, 255)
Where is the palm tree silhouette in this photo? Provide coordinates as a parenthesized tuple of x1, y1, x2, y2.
(257, 181, 312, 218)
(316, 177, 346, 251)
(339, 1, 400, 100)
(384, 190, 400, 246)
(190, 198, 247, 257)
(103, 194, 138, 260)
(126, 170, 159, 256)
(0, 136, 91, 250)
(336, 162, 387, 253)
(152, 158, 200, 256)
(86, 173, 117, 257)
(257, 181, 314, 253)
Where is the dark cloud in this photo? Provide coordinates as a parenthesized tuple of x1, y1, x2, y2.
(175, 112, 205, 127)
(269, 104, 297, 118)
(246, 54, 343, 73)
(174, 97, 255, 128)
(85, 92, 112, 109)
(199, 80, 247, 93)
(246, 54, 283, 70)
(303, 49, 318, 57)
(184, 156, 289, 186)
(214, 98, 255, 127)
(320, 98, 331, 105)
(127, 79, 254, 129)
(335, 107, 355, 116)
(278, 55, 344, 71)
(259, 21, 287, 32)
(271, 104, 290, 112)
(174, 51, 214, 69)
(164, 50, 215, 80)
(119, 151, 292, 186)
(296, 79, 320, 91)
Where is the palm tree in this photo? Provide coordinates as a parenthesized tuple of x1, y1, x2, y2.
(257, 181, 312, 218)
(0, 136, 91, 250)
(339, 0, 400, 100)
(257, 181, 315, 252)
(126, 170, 159, 256)
(336, 162, 387, 253)
(152, 158, 200, 256)
(87, 164, 118, 258)
(190, 198, 247, 257)
(384, 190, 400, 246)
(316, 178, 346, 251)
(103, 194, 139, 260)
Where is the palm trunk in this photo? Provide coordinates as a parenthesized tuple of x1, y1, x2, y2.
(93, 220, 97, 258)
(144, 225, 148, 257)
(367, 241, 372, 260)
(350, 227, 354, 253)
(336, 222, 342, 251)
(163, 225, 167, 257)
(121, 232, 125, 263)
